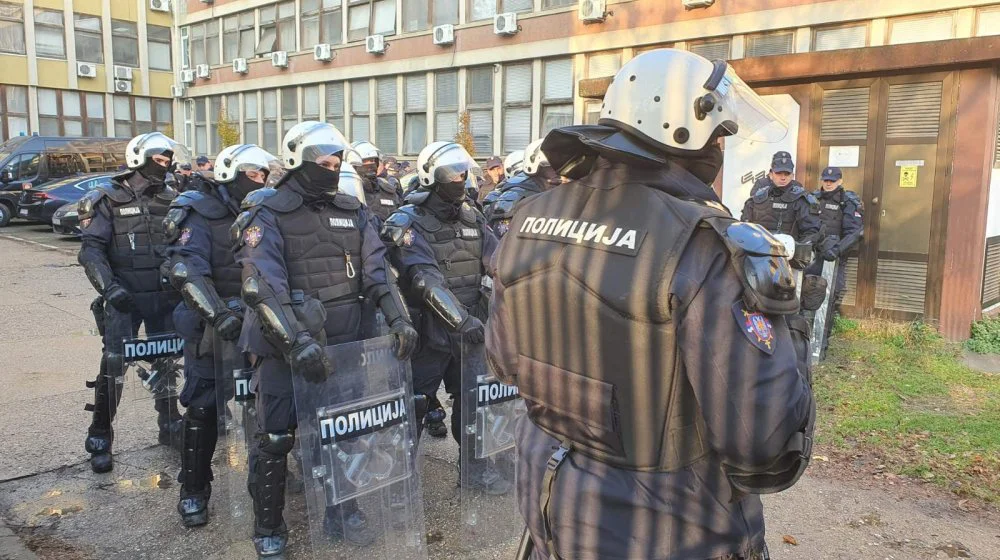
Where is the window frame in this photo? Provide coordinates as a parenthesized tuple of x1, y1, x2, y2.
(402, 0, 459, 33)
(0, 85, 30, 140)
(540, 57, 573, 137)
(467, 0, 532, 23)
(434, 70, 458, 142)
(35, 89, 107, 137)
(0, 2, 26, 55)
(302, 0, 343, 46)
(223, 12, 256, 62)
(256, 1, 296, 55)
(375, 76, 398, 155)
(262, 90, 279, 154)
(347, 0, 397, 42)
(111, 19, 140, 68)
(811, 22, 870, 52)
(466, 65, 494, 156)
(33, 9, 66, 60)
(502, 63, 532, 154)
(403, 74, 427, 156)
(112, 95, 171, 139)
(147, 24, 173, 71)
(326, 82, 346, 132)
(74, 14, 104, 64)
(350, 79, 371, 143)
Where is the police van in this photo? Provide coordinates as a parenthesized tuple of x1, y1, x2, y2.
(0, 136, 127, 227)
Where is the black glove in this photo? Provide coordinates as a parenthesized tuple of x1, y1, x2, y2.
(289, 333, 331, 384)
(822, 248, 838, 262)
(389, 319, 418, 360)
(458, 316, 485, 344)
(104, 283, 134, 312)
(214, 310, 243, 341)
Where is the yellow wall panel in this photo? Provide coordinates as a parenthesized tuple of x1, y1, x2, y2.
(36, 59, 70, 89)
(33, 0, 65, 10)
(129, 69, 144, 95)
(148, 70, 173, 98)
(73, 0, 104, 16)
(77, 65, 108, 92)
(110, 0, 137, 21)
(147, 10, 172, 27)
(0, 55, 29, 85)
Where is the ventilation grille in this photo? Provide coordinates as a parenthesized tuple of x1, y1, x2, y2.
(875, 258, 927, 314)
(688, 39, 731, 61)
(842, 257, 858, 307)
(745, 32, 795, 58)
(983, 238, 1000, 307)
(821, 88, 869, 142)
(886, 82, 942, 139)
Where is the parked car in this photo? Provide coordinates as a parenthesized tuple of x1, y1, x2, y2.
(51, 201, 83, 236)
(18, 173, 113, 226)
(0, 136, 127, 227)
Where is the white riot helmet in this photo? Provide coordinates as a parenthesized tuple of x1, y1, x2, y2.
(523, 139, 550, 176)
(213, 144, 279, 183)
(280, 121, 348, 170)
(337, 163, 365, 203)
(416, 141, 474, 187)
(349, 140, 381, 178)
(503, 150, 524, 177)
(599, 48, 786, 153)
(125, 132, 188, 169)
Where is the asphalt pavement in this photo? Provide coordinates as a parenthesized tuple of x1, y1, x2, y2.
(1, 221, 998, 560)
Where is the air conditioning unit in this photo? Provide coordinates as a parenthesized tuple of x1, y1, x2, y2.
(113, 65, 133, 81)
(366, 34, 386, 55)
(171, 85, 185, 98)
(149, 0, 170, 12)
(271, 50, 288, 68)
(494, 12, 518, 36)
(578, 0, 607, 23)
(433, 24, 455, 46)
(196, 63, 210, 78)
(76, 62, 97, 78)
(681, 0, 715, 9)
(114, 79, 133, 94)
(314, 43, 333, 62)
(232, 57, 248, 74)
(181, 69, 195, 84)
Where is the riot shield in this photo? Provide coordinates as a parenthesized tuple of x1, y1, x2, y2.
(809, 258, 839, 364)
(213, 335, 256, 535)
(459, 341, 525, 556)
(291, 335, 427, 559)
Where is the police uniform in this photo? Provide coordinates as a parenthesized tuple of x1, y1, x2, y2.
(362, 175, 403, 223)
(740, 180, 820, 243)
(78, 170, 182, 468)
(487, 157, 813, 560)
(381, 189, 499, 441)
(805, 170, 863, 307)
(487, 173, 552, 238)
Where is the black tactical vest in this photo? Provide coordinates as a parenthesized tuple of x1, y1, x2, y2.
(494, 167, 728, 472)
(748, 184, 807, 237)
(403, 200, 484, 308)
(173, 191, 243, 298)
(364, 177, 403, 222)
(102, 178, 176, 295)
(816, 188, 845, 239)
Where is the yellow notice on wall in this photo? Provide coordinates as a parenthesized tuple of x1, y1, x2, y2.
(899, 166, 918, 188)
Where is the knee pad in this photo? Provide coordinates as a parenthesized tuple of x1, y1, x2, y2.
(258, 431, 295, 456)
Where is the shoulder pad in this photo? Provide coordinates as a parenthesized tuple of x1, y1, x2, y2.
(78, 189, 108, 219)
(163, 207, 190, 243)
(230, 210, 258, 250)
(172, 191, 228, 220)
(241, 187, 302, 213)
(789, 183, 805, 196)
(332, 192, 361, 210)
(156, 189, 178, 202)
(399, 204, 441, 233)
(709, 220, 798, 315)
(751, 188, 769, 203)
(844, 190, 862, 208)
(380, 210, 416, 247)
(100, 183, 134, 204)
(492, 188, 527, 220)
(377, 177, 397, 195)
(724, 222, 787, 257)
(403, 189, 431, 205)
(459, 201, 478, 226)
(804, 192, 818, 205)
(241, 187, 277, 210)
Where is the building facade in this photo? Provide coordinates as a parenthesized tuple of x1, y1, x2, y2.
(0, 0, 175, 141)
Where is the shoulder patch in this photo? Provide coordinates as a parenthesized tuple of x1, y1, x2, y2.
(163, 207, 190, 243)
(244, 225, 263, 248)
(752, 188, 769, 204)
(733, 301, 776, 354)
(178, 228, 193, 246)
(380, 210, 416, 247)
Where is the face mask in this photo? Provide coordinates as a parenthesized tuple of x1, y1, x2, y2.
(228, 172, 265, 202)
(436, 180, 467, 203)
(298, 161, 340, 194)
(139, 159, 169, 185)
(676, 143, 724, 185)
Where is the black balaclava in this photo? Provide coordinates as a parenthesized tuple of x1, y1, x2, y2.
(673, 143, 723, 185)
(229, 171, 267, 203)
(436, 178, 467, 205)
(295, 160, 341, 201)
(137, 152, 172, 188)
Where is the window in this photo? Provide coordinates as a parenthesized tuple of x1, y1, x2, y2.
(223, 12, 256, 62)
(281, 87, 298, 136)
(586, 51, 620, 78)
(262, 90, 278, 153)
(85, 93, 105, 136)
(469, 0, 531, 22)
(257, 2, 295, 55)
(543, 0, 574, 7)
(194, 98, 208, 154)
(813, 24, 867, 51)
(303, 86, 320, 121)
(503, 63, 531, 153)
(889, 14, 954, 45)
(403, 0, 458, 32)
(188, 21, 220, 66)
(155, 99, 172, 134)
(209, 96, 222, 152)
(180, 26, 190, 69)
(348, 0, 396, 42)
(111, 96, 170, 138)
(112, 20, 139, 67)
(403, 75, 426, 155)
(148, 25, 172, 71)
(205, 21, 220, 65)
(326, 82, 345, 131)
(745, 31, 795, 58)
(0, 86, 29, 140)
(0, 3, 25, 55)
(114, 97, 132, 137)
(584, 101, 601, 125)
(34, 10, 65, 59)
(35, 90, 106, 137)
(74, 14, 103, 64)
(303, 0, 343, 46)
(351, 80, 370, 142)
(977, 8, 1000, 36)
(244, 93, 259, 144)
(375, 77, 398, 154)
(467, 66, 494, 155)
(541, 58, 573, 136)
(37, 89, 61, 136)
(688, 38, 731, 61)
(3, 153, 40, 180)
(435, 71, 458, 142)
(136, 97, 154, 134)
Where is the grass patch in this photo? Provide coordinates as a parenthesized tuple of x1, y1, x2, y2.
(966, 315, 1000, 354)
(814, 319, 1000, 504)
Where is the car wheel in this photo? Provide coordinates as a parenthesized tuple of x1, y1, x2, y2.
(0, 202, 11, 227)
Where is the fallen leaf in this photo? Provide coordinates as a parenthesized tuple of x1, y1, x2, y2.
(812, 455, 829, 462)
(782, 535, 799, 546)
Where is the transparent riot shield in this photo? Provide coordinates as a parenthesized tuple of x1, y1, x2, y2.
(291, 335, 427, 559)
(809, 258, 839, 364)
(459, 341, 525, 556)
(213, 335, 256, 536)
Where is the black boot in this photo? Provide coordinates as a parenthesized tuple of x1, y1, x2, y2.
(84, 357, 119, 473)
(85, 434, 113, 473)
(252, 534, 287, 558)
(323, 500, 376, 546)
(425, 408, 448, 438)
(156, 397, 184, 451)
(178, 406, 217, 527)
(249, 431, 294, 556)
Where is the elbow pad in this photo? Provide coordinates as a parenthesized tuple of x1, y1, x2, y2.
(725, 400, 816, 495)
(81, 258, 116, 295)
(171, 259, 225, 323)
(377, 258, 412, 326)
(413, 272, 466, 330)
(241, 276, 298, 355)
(719, 222, 798, 315)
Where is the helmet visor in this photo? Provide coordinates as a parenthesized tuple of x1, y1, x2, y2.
(715, 67, 788, 143)
(429, 144, 474, 184)
(288, 122, 349, 164)
(337, 163, 364, 202)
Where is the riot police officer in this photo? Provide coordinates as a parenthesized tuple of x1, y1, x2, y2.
(380, 142, 500, 454)
(487, 139, 561, 237)
(348, 140, 403, 223)
(806, 166, 863, 314)
(164, 144, 278, 527)
(233, 122, 417, 558)
(78, 132, 187, 473)
(487, 49, 814, 559)
(741, 151, 821, 244)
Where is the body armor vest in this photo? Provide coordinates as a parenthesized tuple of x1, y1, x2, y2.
(271, 193, 365, 345)
(748, 185, 807, 237)
(364, 178, 402, 222)
(103, 181, 175, 295)
(206, 212, 243, 298)
(488, 175, 547, 237)
(495, 176, 729, 472)
(816, 188, 845, 239)
(407, 202, 484, 308)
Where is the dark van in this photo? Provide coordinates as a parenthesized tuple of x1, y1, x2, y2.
(0, 136, 128, 227)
